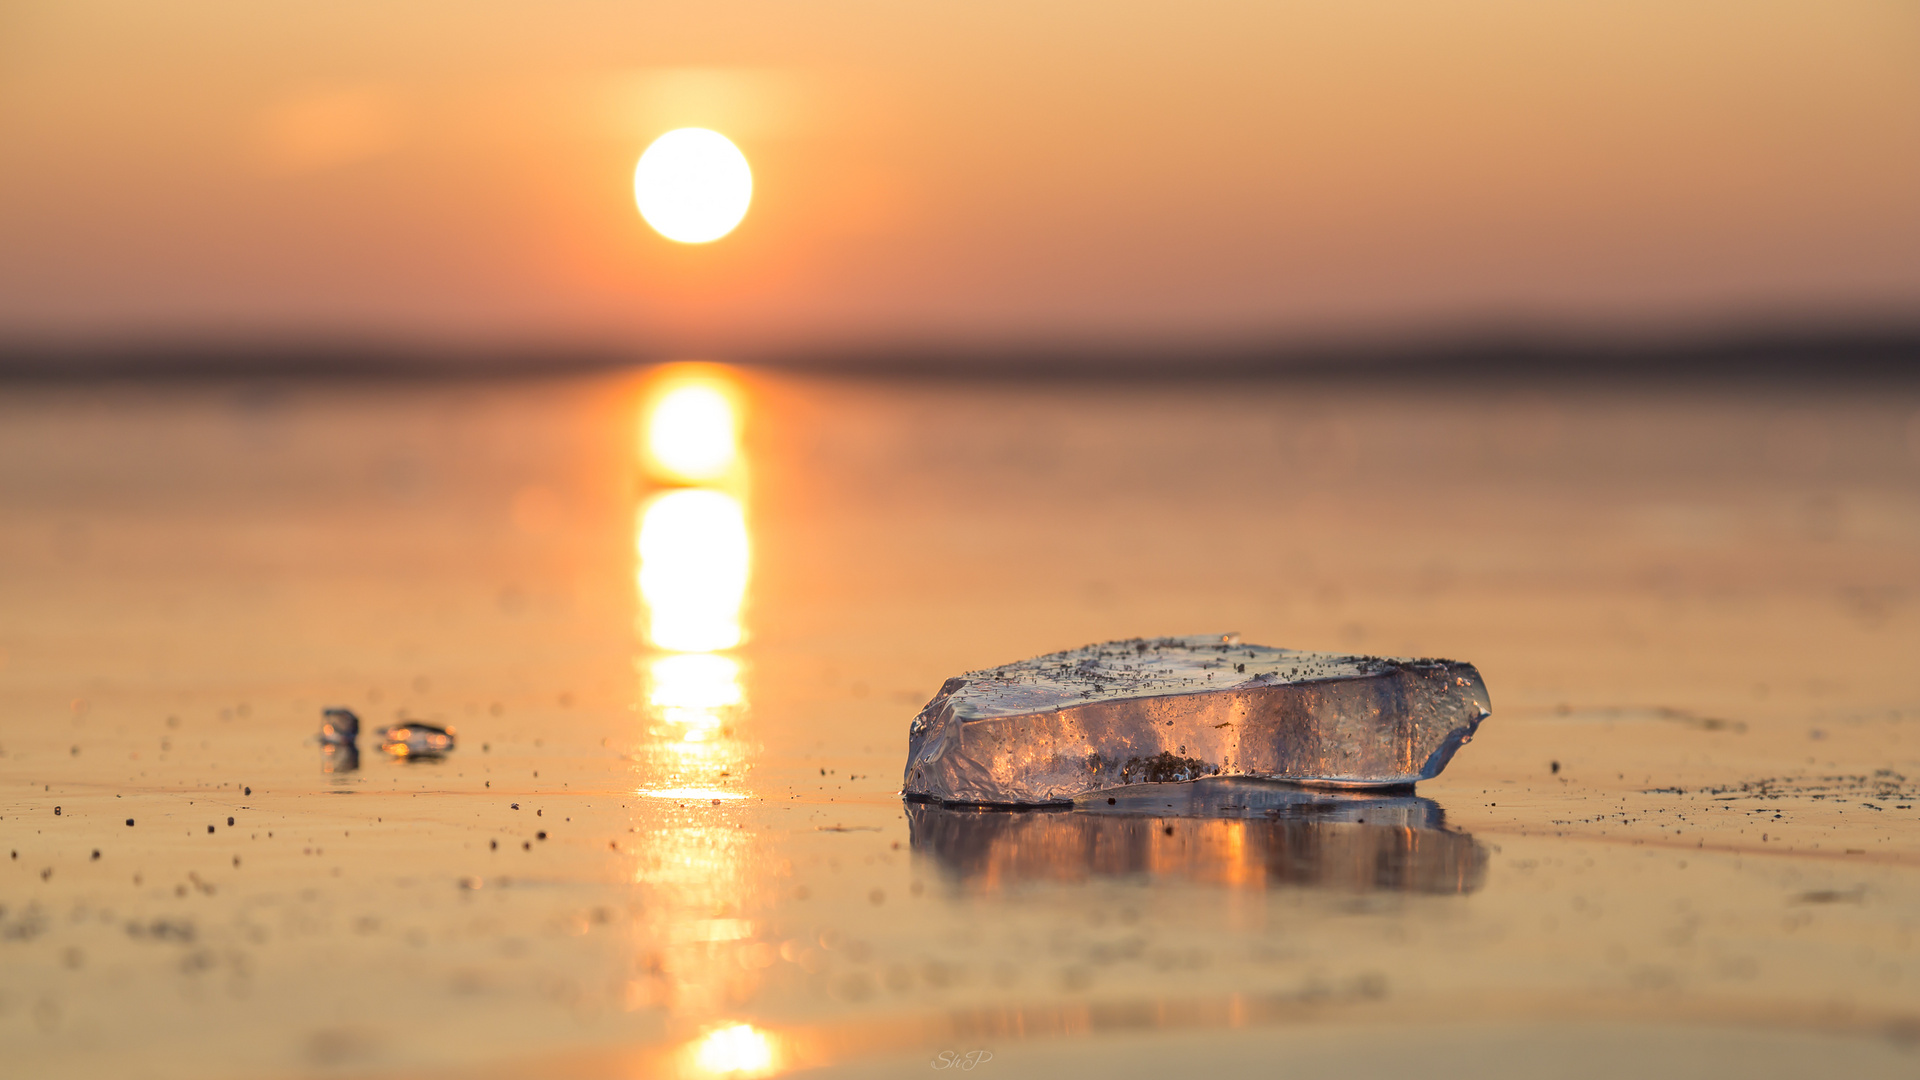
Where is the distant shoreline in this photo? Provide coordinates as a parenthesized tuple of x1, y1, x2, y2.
(1, 326, 1915, 382)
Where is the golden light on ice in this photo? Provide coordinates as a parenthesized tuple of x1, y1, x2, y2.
(646, 381, 738, 483)
(692, 1023, 775, 1076)
(639, 787, 748, 801)
(648, 652, 743, 740)
(634, 128, 753, 244)
(637, 489, 748, 651)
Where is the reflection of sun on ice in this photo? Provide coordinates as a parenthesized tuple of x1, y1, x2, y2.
(647, 380, 738, 484)
(692, 1022, 775, 1076)
(638, 490, 748, 652)
(635, 363, 751, 732)
(634, 127, 753, 244)
(640, 787, 747, 801)
(629, 361, 765, 1023)
(649, 652, 743, 732)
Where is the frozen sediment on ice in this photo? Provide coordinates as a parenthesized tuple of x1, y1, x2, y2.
(902, 634, 1490, 806)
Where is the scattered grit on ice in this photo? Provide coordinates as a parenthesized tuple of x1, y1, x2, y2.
(902, 634, 1491, 806)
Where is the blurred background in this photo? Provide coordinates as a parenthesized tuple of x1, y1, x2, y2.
(2, 0, 1917, 370)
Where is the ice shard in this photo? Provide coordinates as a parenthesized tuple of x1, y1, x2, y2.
(320, 707, 360, 746)
(319, 708, 361, 773)
(902, 635, 1490, 806)
(377, 722, 455, 759)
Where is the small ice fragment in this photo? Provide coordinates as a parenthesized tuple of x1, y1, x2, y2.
(902, 634, 1491, 806)
(320, 708, 360, 746)
(378, 722, 455, 759)
(320, 708, 361, 773)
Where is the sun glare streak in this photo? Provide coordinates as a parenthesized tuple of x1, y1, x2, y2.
(648, 652, 745, 743)
(638, 490, 748, 652)
(691, 1022, 776, 1076)
(647, 381, 739, 483)
(628, 363, 769, 1021)
(649, 652, 744, 709)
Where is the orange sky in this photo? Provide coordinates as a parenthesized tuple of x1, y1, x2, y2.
(2, 1, 1917, 358)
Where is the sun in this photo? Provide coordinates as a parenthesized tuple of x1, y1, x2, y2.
(633, 128, 753, 244)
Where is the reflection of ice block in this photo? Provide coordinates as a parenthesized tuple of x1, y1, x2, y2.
(320, 743, 360, 774)
(902, 635, 1490, 806)
(908, 780, 1487, 894)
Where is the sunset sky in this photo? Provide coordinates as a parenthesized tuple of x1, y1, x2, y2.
(2, 1, 1917, 359)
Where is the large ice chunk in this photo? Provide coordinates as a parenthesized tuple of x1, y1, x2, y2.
(902, 635, 1490, 805)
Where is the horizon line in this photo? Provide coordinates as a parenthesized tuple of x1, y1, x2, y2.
(0, 325, 1916, 381)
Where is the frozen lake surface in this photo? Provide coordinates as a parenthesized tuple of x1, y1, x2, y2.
(2, 370, 1919, 1078)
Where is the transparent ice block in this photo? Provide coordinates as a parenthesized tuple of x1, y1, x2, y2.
(902, 634, 1490, 805)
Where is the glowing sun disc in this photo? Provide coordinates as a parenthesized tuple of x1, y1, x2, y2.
(634, 128, 753, 244)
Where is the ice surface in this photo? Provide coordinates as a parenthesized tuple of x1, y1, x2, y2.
(902, 634, 1490, 805)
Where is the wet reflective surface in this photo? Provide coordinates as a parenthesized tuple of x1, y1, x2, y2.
(909, 782, 1488, 895)
(4, 371, 1920, 1077)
